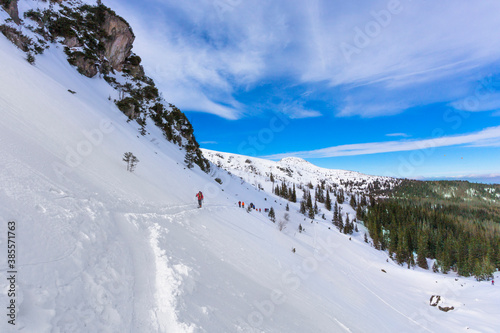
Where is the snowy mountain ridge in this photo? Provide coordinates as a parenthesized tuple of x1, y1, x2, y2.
(202, 148, 399, 197)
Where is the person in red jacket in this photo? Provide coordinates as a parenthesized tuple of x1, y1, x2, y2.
(196, 191, 204, 208)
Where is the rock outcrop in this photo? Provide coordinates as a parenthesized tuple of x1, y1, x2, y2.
(63, 36, 81, 48)
(438, 306, 454, 312)
(429, 295, 440, 306)
(102, 12, 134, 71)
(1, 0, 20, 25)
(0, 25, 30, 51)
(429, 295, 454, 312)
(73, 53, 98, 78)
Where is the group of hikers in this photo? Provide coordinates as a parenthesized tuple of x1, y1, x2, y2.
(195, 192, 268, 213)
(238, 201, 268, 212)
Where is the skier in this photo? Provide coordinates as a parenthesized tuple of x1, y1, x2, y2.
(492, 280, 495, 286)
(196, 191, 204, 208)
(242, 202, 245, 208)
(238, 201, 241, 208)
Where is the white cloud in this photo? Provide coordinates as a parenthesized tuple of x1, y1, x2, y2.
(105, 0, 500, 119)
(279, 100, 322, 119)
(262, 126, 500, 159)
(386, 133, 409, 138)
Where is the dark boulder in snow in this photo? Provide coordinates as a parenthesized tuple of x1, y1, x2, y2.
(429, 295, 441, 307)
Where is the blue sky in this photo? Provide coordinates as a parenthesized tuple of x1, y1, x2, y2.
(105, 0, 500, 183)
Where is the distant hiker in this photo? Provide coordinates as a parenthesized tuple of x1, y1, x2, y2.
(196, 191, 204, 208)
(242, 202, 245, 208)
(238, 201, 241, 208)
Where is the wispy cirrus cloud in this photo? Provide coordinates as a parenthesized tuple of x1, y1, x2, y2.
(263, 126, 500, 159)
(386, 133, 410, 138)
(105, 0, 500, 119)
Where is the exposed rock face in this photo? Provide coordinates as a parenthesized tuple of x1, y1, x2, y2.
(2, 0, 20, 25)
(63, 36, 81, 48)
(102, 12, 134, 71)
(0, 25, 30, 51)
(74, 53, 98, 78)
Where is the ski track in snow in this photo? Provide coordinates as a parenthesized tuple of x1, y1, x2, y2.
(334, 318, 352, 332)
(116, 203, 231, 333)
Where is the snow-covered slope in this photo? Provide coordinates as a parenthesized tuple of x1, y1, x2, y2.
(1, 7, 500, 333)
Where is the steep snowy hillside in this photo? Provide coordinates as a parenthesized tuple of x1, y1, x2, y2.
(1, 2, 500, 333)
(202, 148, 398, 197)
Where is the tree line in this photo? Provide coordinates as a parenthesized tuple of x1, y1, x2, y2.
(364, 199, 500, 280)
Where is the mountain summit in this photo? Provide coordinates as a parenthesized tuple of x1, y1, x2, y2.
(279, 156, 310, 165)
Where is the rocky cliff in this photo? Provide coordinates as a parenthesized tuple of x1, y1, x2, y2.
(0, 0, 210, 172)
(1, 0, 20, 24)
(102, 11, 134, 71)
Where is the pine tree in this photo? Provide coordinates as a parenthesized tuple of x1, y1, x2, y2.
(343, 214, 351, 234)
(337, 189, 344, 204)
(291, 184, 297, 203)
(338, 214, 344, 233)
(333, 202, 339, 224)
(308, 206, 315, 219)
(349, 195, 357, 208)
(325, 190, 332, 211)
(268, 207, 276, 222)
(409, 252, 416, 269)
(300, 200, 307, 215)
(306, 192, 313, 212)
(123, 152, 139, 172)
(416, 232, 429, 269)
(356, 204, 364, 221)
(184, 144, 196, 169)
(360, 195, 368, 207)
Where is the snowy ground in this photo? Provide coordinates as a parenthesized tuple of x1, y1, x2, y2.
(0, 33, 499, 333)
